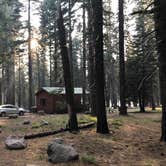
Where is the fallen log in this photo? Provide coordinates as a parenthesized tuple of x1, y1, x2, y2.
(24, 122, 95, 139)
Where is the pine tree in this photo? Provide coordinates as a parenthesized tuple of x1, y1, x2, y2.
(103, 0, 119, 109)
(91, 0, 109, 134)
(126, 0, 158, 111)
(57, 2, 78, 132)
(0, 0, 23, 105)
(154, 0, 166, 141)
(118, 0, 127, 115)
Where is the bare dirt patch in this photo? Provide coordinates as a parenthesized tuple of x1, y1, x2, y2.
(0, 119, 8, 126)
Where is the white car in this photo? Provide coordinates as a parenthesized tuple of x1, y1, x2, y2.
(0, 104, 26, 117)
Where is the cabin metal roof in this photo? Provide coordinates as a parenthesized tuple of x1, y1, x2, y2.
(37, 87, 84, 95)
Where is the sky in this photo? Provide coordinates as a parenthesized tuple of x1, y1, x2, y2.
(112, 0, 135, 14)
(20, 0, 41, 28)
(18, 0, 136, 57)
(16, 0, 136, 74)
(19, 0, 136, 29)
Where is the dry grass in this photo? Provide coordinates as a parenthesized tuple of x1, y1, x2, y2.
(0, 111, 166, 166)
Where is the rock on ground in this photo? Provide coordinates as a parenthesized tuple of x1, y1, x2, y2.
(47, 138, 79, 163)
(5, 136, 27, 150)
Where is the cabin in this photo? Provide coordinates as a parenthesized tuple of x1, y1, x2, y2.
(35, 87, 83, 114)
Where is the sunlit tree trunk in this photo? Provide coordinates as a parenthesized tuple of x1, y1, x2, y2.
(36, 52, 40, 89)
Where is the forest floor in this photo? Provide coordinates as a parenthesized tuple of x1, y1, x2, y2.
(0, 109, 166, 166)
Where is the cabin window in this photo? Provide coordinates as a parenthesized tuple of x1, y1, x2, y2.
(40, 98, 46, 106)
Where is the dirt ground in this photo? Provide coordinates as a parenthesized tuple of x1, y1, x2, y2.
(0, 111, 166, 166)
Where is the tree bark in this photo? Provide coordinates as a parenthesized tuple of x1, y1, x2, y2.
(18, 55, 21, 107)
(28, 0, 33, 108)
(57, 3, 78, 132)
(138, 90, 145, 112)
(91, 0, 109, 134)
(154, 0, 166, 141)
(105, 75, 111, 108)
(82, 0, 86, 108)
(151, 79, 156, 110)
(118, 0, 127, 115)
(68, 0, 74, 84)
(49, 37, 52, 87)
(37, 52, 40, 89)
(53, 17, 58, 86)
(87, 0, 96, 116)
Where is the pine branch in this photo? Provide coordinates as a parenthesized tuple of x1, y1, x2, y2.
(138, 67, 157, 91)
(131, 2, 155, 16)
(131, 9, 154, 16)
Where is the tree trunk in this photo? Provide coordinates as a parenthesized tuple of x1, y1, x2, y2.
(10, 52, 15, 104)
(18, 55, 21, 107)
(138, 90, 145, 112)
(154, 0, 166, 141)
(105, 75, 111, 108)
(57, 3, 78, 132)
(37, 52, 40, 89)
(40, 49, 46, 87)
(82, 0, 86, 108)
(28, 0, 33, 109)
(151, 79, 156, 110)
(68, 0, 74, 84)
(53, 18, 58, 86)
(133, 102, 137, 107)
(118, 0, 127, 115)
(87, 0, 97, 116)
(49, 37, 52, 87)
(110, 62, 118, 109)
(91, 0, 109, 134)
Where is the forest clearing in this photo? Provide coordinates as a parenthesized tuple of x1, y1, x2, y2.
(0, 110, 165, 166)
(1, 0, 166, 165)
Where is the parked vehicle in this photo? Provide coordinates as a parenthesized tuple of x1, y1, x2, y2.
(0, 104, 26, 117)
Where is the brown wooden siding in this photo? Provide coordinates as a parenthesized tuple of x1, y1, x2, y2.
(36, 90, 82, 114)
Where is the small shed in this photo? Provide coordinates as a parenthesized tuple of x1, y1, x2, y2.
(35, 87, 83, 114)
